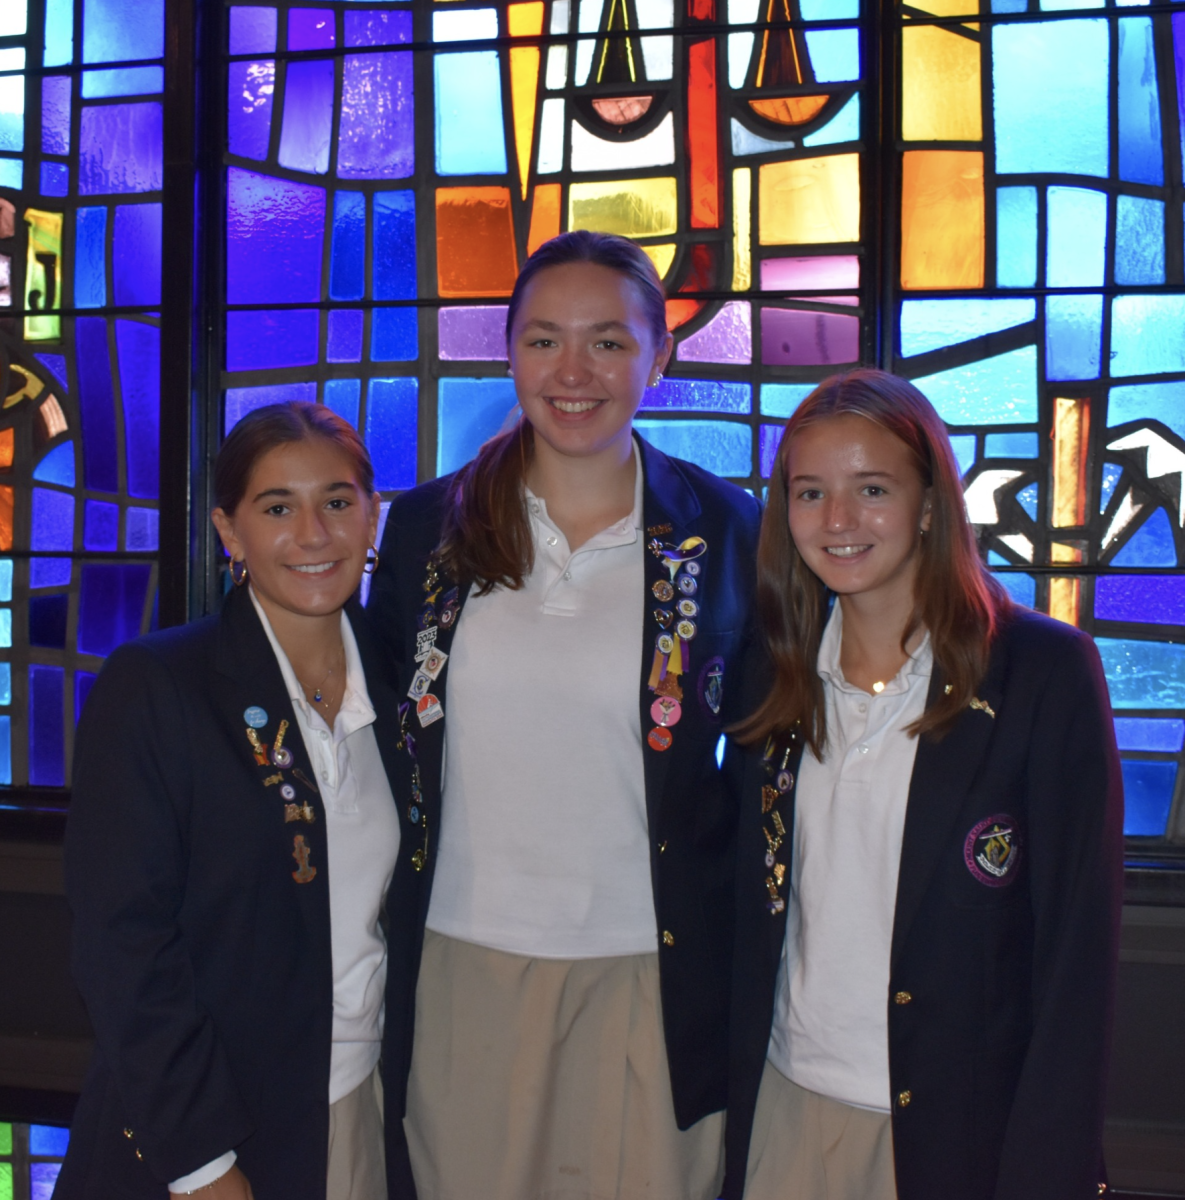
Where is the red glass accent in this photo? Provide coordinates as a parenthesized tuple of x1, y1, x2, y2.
(688, 0, 716, 17)
(687, 39, 720, 228)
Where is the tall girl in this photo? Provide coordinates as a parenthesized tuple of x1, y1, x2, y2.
(725, 369, 1123, 1200)
(367, 230, 761, 1200)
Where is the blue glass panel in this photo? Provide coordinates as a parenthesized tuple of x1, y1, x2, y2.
(0, 159, 22, 187)
(1047, 188, 1106, 286)
(1045, 295, 1102, 381)
(1097, 637, 1185, 708)
(372, 310, 418, 361)
(84, 499, 118, 551)
(993, 21, 1108, 178)
(76, 317, 118, 491)
(29, 665, 65, 786)
(288, 8, 335, 50)
(1097, 575, 1185, 625)
(1114, 717, 1185, 753)
(230, 7, 277, 53)
(32, 1163, 64, 1198)
(278, 59, 335, 174)
(113, 204, 161, 306)
(911, 347, 1038, 425)
(32, 489, 73, 587)
(803, 30, 860, 81)
(29, 598, 68, 649)
(992, 0, 1025, 11)
(996, 187, 1037, 288)
(339, 51, 415, 179)
(1109, 381, 1185, 441)
(0, 715, 9, 784)
(995, 572, 1036, 607)
(1122, 760, 1176, 837)
(0, 50, 26, 152)
(83, 0, 163, 62)
(1015, 482, 1037, 519)
(330, 191, 366, 300)
(948, 434, 976, 477)
(1115, 196, 1165, 285)
(345, 9, 413, 46)
(78, 564, 151, 656)
(323, 378, 361, 427)
(1113, 508, 1176, 567)
(40, 161, 68, 196)
(227, 61, 275, 160)
(759, 424, 784, 478)
(985, 432, 1038, 458)
(0, 560, 12, 601)
(117, 320, 161, 499)
(41, 76, 71, 154)
(1118, 18, 1163, 185)
(0, 663, 9, 705)
(1111, 296, 1185, 376)
(29, 1126, 69, 1157)
(761, 383, 814, 418)
(803, 94, 860, 147)
(632, 420, 751, 476)
(82, 66, 163, 97)
(125, 506, 158, 550)
(226, 168, 326, 304)
(900, 299, 1035, 357)
(36, 353, 68, 389)
(437, 377, 519, 475)
(75, 670, 97, 720)
(226, 310, 321, 370)
(639, 378, 750, 413)
(731, 120, 787, 156)
(225, 382, 317, 431)
(365, 377, 418, 490)
(435, 52, 508, 175)
(373, 190, 415, 299)
(75, 206, 107, 308)
(0, 609, 10, 646)
(33, 443, 75, 485)
(801, 0, 858, 17)
(45, 0, 74, 66)
(327, 310, 363, 362)
(1100, 462, 1122, 512)
(79, 102, 163, 193)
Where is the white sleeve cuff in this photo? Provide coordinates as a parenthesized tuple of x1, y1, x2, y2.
(169, 1150, 237, 1193)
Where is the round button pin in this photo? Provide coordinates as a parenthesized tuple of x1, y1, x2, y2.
(656, 633, 675, 656)
(647, 726, 674, 752)
(272, 747, 293, 769)
(677, 598, 699, 618)
(777, 770, 794, 792)
(408, 805, 420, 825)
(684, 561, 701, 577)
(244, 706, 268, 729)
(651, 697, 682, 727)
(652, 580, 675, 602)
(281, 784, 296, 800)
(676, 620, 696, 641)
(677, 575, 697, 595)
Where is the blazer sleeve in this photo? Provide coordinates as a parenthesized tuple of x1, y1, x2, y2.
(993, 629, 1124, 1199)
(64, 642, 254, 1183)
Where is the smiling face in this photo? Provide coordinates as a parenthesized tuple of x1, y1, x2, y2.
(507, 260, 672, 467)
(785, 413, 932, 614)
(211, 436, 379, 626)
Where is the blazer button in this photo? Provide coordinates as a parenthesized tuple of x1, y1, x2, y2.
(659, 840, 668, 854)
(135, 1149, 144, 1161)
(897, 1090, 912, 1109)
(123, 1128, 134, 1139)
(662, 930, 675, 947)
(894, 991, 912, 1005)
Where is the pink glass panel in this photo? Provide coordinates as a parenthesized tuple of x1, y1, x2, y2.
(761, 307, 860, 366)
(760, 255, 860, 292)
(438, 306, 509, 360)
(678, 300, 752, 364)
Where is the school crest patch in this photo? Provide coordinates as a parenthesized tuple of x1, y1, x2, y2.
(964, 815, 1020, 887)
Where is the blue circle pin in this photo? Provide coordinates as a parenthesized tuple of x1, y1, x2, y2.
(244, 706, 268, 729)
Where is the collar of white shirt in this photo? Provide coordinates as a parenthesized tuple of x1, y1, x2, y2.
(816, 601, 934, 697)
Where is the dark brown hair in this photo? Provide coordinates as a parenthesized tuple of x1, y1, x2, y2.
(214, 401, 375, 515)
(735, 368, 1012, 754)
(438, 231, 667, 593)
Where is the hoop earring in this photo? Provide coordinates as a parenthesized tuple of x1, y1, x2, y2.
(364, 545, 379, 575)
(231, 558, 249, 587)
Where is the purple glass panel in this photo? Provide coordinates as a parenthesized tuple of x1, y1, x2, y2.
(638, 378, 751, 413)
(289, 8, 335, 49)
(117, 320, 161, 499)
(327, 309, 364, 361)
(40, 162, 69, 196)
(31, 488, 74, 587)
(29, 598, 69, 648)
(227, 61, 275, 161)
(438, 306, 508, 360)
(113, 204, 162, 305)
(226, 310, 320, 370)
(760, 255, 860, 292)
(225, 381, 317, 432)
(76, 316, 119, 491)
(338, 52, 414, 179)
(78, 564, 152, 656)
(345, 10, 412, 47)
(41, 76, 71, 154)
(678, 301, 752, 364)
(31, 558, 72, 588)
(76, 672, 98, 723)
(760, 423, 785, 478)
(760, 307, 859, 366)
(84, 499, 119, 550)
(126, 506, 159, 550)
(226, 167, 326, 304)
(278, 59, 335, 174)
(36, 353, 68, 388)
(29, 665, 65, 786)
(79, 102, 163, 193)
(1096, 575, 1185, 625)
(365, 377, 418, 490)
(230, 6, 277, 54)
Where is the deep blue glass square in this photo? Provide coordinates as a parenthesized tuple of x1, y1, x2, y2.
(324, 378, 361, 428)
(40, 160, 69, 196)
(1122, 759, 1177, 836)
(78, 564, 152, 656)
(365, 377, 418, 490)
(29, 665, 65, 787)
(371, 309, 418, 361)
(84, 499, 119, 550)
(29, 595, 69, 648)
(75, 670, 98, 722)
(29, 1125, 70, 1156)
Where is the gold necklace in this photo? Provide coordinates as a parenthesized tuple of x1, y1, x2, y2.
(299, 645, 343, 706)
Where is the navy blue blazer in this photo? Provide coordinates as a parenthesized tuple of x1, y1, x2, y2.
(365, 435, 762, 1197)
(723, 608, 1124, 1200)
(56, 585, 411, 1199)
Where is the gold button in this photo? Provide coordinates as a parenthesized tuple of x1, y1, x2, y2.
(897, 1090, 912, 1109)
(894, 991, 912, 1005)
(662, 930, 675, 947)
(123, 1128, 134, 1139)
(659, 840, 668, 854)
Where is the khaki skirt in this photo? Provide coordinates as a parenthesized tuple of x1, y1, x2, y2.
(405, 929, 724, 1200)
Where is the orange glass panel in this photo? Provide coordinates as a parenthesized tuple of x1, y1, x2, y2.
(0, 429, 12, 470)
(667, 243, 714, 329)
(527, 183, 562, 256)
(0, 486, 12, 551)
(759, 154, 860, 245)
(748, 96, 829, 126)
(1049, 543, 1083, 627)
(688, 39, 720, 228)
(902, 26, 982, 142)
(900, 150, 984, 289)
(436, 188, 519, 297)
(1052, 397, 1090, 527)
(509, 3, 544, 200)
(508, 2, 543, 34)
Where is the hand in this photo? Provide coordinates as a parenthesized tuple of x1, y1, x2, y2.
(170, 1165, 254, 1200)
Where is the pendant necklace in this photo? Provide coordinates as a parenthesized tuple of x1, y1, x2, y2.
(300, 646, 343, 706)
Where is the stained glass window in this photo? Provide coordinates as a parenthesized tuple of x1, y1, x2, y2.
(0, 1121, 70, 1197)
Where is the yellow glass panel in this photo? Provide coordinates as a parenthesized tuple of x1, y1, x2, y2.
(732, 168, 752, 290)
(908, 0, 979, 17)
(24, 208, 63, 341)
(1052, 397, 1090, 527)
(758, 154, 860, 245)
(900, 150, 983, 289)
(569, 177, 679, 238)
(2, 363, 43, 408)
(1049, 543, 1083, 627)
(641, 243, 677, 279)
(902, 26, 982, 141)
(509, 3, 544, 199)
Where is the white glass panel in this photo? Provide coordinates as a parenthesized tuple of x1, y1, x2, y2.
(728, 0, 761, 88)
(571, 110, 675, 170)
(636, 0, 673, 80)
(575, 0, 604, 85)
(538, 97, 565, 172)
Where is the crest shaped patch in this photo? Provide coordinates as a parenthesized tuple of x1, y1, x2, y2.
(964, 815, 1021, 887)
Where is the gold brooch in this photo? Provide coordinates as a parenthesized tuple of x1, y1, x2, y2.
(969, 697, 996, 719)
